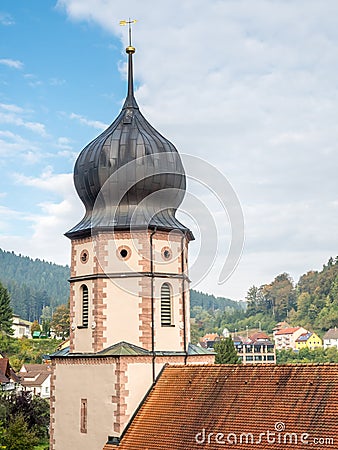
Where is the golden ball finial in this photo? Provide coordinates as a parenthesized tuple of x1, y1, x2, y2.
(126, 46, 136, 54)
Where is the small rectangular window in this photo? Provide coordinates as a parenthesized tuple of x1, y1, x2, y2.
(80, 398, 87, 433)
(82, 285, 89, 328)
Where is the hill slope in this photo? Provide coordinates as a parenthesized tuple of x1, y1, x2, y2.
(0, 249, 69, 321)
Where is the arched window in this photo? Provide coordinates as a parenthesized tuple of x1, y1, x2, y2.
(81, 285, 89, 328)
(161, 283, 172, 326)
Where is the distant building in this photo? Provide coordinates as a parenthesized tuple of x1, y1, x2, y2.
(222, 327, 230, 338)
(199, 333, 220, 349)
(234, 332, 276, 364)
(0, 357, 19, 391)
(272, 321, 290, 333)
(323, 327, 338, 349)
(295, 332, 322, 351)
(274, 326, 308, 350)
(12, 315, 32, 339)
(19, 364, 51, 399)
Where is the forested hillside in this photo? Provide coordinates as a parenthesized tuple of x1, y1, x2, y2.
(191, 256, 338, 340)
(190, 290, 245, 312)
(0, 249, 69, 321)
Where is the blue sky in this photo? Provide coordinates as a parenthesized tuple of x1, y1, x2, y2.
(1, 0, 338, 300)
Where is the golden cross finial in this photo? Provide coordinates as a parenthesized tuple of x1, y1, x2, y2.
(119, 19, 137, 48)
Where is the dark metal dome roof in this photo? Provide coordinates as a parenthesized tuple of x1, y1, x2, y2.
(66, 45, 191, 239)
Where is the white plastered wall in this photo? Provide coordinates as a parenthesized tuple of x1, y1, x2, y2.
(104, 277, 142, 347)
(53, 362, 116, 450)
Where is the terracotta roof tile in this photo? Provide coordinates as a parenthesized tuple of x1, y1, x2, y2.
(274, 327, 301, 335)
(200, 333, 220, 342)
(115, 364, 338, 449)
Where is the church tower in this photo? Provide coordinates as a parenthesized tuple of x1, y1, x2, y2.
(50, 37, 213, 450)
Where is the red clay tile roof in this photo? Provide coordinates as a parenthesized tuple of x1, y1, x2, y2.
(200, 333, 220, 342)
(248, 331, 271, 342)
(274, 326, 301, 335)
(0, 358, 14, 383)
(115, 364, 338, 449)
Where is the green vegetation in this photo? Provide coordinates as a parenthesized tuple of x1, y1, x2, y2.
(0, 282, 13, 335)
(247, 259, 338, 333)
(192, 257, 338, 344)
(190, 290, 245, 312)
(50, 303, 70, 339)
(277, 347, 338, 364)
(0, 391, 49, 450)
(214, 337, 241, 364)
(0, 335, 59, 371)
(0, 248, 69, 321)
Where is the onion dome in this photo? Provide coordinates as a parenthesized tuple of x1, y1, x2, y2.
(66, 44, 191, 239)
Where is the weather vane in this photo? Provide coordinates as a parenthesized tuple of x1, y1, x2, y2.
(119, 19, 137, 48)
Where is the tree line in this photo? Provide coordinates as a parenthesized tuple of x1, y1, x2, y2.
(0, 249, 69, 321)
(192, 256, 338, 341)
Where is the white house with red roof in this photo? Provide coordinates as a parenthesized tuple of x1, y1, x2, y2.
(274, 326, 308, 350)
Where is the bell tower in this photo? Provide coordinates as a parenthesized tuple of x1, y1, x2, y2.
(50, 35, 214, 450)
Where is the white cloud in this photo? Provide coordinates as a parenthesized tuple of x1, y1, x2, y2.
(0, 170, 84, 265)
(14, 168, 74, 196)
(69, 112, 108, 130)
(0, 103, 47, 137)
(0, 58, 23, 69)
(0, 130, 39, 158)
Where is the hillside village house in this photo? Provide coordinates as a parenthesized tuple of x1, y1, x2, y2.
(19, 364, 51, 399)
(323, 327, 338, 349)
(0, 357, 19, 391)
(199, 333, 220, 348)
(12, 314, 32, 338)
(295, 332, 322, 351)
(234, 332, 276, 364)
(274, 326, 308, 350)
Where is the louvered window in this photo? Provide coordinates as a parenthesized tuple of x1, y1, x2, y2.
(161, 283, 172, 326)
(82, 285, 89, 328)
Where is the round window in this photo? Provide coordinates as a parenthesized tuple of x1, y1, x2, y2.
(161, 247, 172, 261)
(117, 246, 131, 261)
(80, 250, 89, 264)
(120, 249, 128, 258)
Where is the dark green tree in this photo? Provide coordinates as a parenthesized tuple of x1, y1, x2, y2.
(214, 337, 241, 364)
(1, 414, 38, 450)
(0, 390, 50, 440)
(0, 282, 13, 335)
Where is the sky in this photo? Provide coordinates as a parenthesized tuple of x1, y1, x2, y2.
(1, 0, 338, 301)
